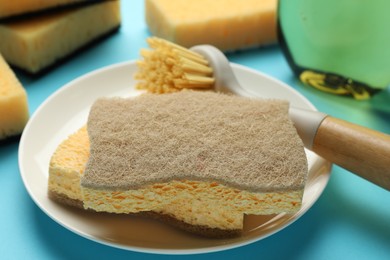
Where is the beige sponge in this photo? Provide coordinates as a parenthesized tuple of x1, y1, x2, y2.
(80, 91, 307, 236)
(83, 92, 306, 191)
(145, 0, 277, 51)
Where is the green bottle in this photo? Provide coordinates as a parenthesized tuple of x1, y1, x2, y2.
(278, 0, 390, 100)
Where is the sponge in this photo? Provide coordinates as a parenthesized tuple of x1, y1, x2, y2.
(0, 0, 92, 20)
(83, 92, 306, 192)
(48, 126, 89, 207)
(80, 91, 307, 236)
(145, 0, 277, 51)
(0, 54, 29, 140)
(49, 91, 307, 237)
(0, 0, 121, 74)
(48, 126, 244, 237)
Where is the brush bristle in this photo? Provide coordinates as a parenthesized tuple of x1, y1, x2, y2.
(135, 37, 215, 93)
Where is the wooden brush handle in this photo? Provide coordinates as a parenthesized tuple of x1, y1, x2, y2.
(312, 117, 390, 191)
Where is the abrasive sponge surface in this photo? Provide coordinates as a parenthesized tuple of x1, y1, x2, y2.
(82, 91, 307, 192)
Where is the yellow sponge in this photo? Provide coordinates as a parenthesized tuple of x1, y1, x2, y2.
(145, 0, 277, 51)
(0, 54, 29, 140)
(0, 0, 90, 20)
(0, 0, 121, 74)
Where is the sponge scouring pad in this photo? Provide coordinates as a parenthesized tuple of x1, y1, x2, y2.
(80, 91, 307, 237)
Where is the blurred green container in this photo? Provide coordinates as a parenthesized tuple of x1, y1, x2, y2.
(277, 0, 390, 100)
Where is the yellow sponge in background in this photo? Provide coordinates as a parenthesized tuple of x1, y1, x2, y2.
(0, 54, 29, 140)
(0, 0, 91, 20)
(0, 0, 121, 74)
(145, 0, 277, 51)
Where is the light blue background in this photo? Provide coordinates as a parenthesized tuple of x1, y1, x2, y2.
(1, 1, 389, 259)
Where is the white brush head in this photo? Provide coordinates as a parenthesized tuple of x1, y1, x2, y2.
(190, 45, 251, 97)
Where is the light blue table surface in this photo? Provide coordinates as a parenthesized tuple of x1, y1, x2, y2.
(1, 1, 389, 259)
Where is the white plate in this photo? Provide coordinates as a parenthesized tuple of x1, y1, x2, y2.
(19, 61, 331, 255)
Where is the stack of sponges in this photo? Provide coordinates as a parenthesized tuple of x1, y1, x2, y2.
(0, 0, 121, 74)
(145, 0, 277, 51)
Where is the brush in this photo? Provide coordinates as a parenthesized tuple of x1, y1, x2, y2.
(135, 37, 390, 191)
